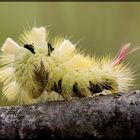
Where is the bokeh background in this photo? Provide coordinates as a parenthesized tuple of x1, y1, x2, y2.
(0, 2, 140, 105)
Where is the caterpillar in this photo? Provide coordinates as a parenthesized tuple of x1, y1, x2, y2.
(0, 26, 135, 105)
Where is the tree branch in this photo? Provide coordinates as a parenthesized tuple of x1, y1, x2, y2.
(0, 90, 140, 138)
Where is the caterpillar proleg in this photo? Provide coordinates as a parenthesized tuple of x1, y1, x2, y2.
(0, 26, 136, 104)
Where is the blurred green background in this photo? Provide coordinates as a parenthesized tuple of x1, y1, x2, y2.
(0, 2, 140, 106)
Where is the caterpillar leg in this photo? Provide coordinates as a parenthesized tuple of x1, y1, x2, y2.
(91, 89, 113, 97)
(17, 90, 64, 105)
(36, 90, 64, 103)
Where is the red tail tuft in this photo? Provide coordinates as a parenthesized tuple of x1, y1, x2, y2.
(112, 43, 131, 67)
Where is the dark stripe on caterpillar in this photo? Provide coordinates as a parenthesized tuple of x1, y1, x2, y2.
(101, 81, 113, 90)
(58, 79, 62, 93)
(53, 82, 58, 92)
(73, 82, 83, 97)
(33, 61, 49, 98)
(52, 79, 62, 94)
(88, 81, 103, 94)
(24, 44, 35, 54)
(48, 43, 54, 56)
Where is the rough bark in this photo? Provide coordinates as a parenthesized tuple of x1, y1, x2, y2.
(0, 90, 140, 138)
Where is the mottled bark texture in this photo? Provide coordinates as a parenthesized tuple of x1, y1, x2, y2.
(0, 90, 140, 139)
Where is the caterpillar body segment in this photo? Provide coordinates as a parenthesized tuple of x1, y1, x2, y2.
(0, 26, 134, 104)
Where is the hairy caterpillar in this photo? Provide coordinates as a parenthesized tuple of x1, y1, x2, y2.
(0, 26, 135, 105)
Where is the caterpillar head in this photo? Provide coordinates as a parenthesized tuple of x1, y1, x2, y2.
(0, 27, 48, 102)
(0, 27, 76, 103)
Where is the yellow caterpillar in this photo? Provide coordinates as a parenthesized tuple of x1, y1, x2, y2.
(0, 26, 135, 104)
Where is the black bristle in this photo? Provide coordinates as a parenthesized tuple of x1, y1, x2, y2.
(101, 81, 113, 90)
(48, 43, 54, 56)
(88, 81, 103, 94)
(52, 79, 62, 94)
(24, 44, 35, 54)
(73, 82, 82, 97)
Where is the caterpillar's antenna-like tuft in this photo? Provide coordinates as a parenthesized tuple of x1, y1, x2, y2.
(1, 38, 21, 54)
